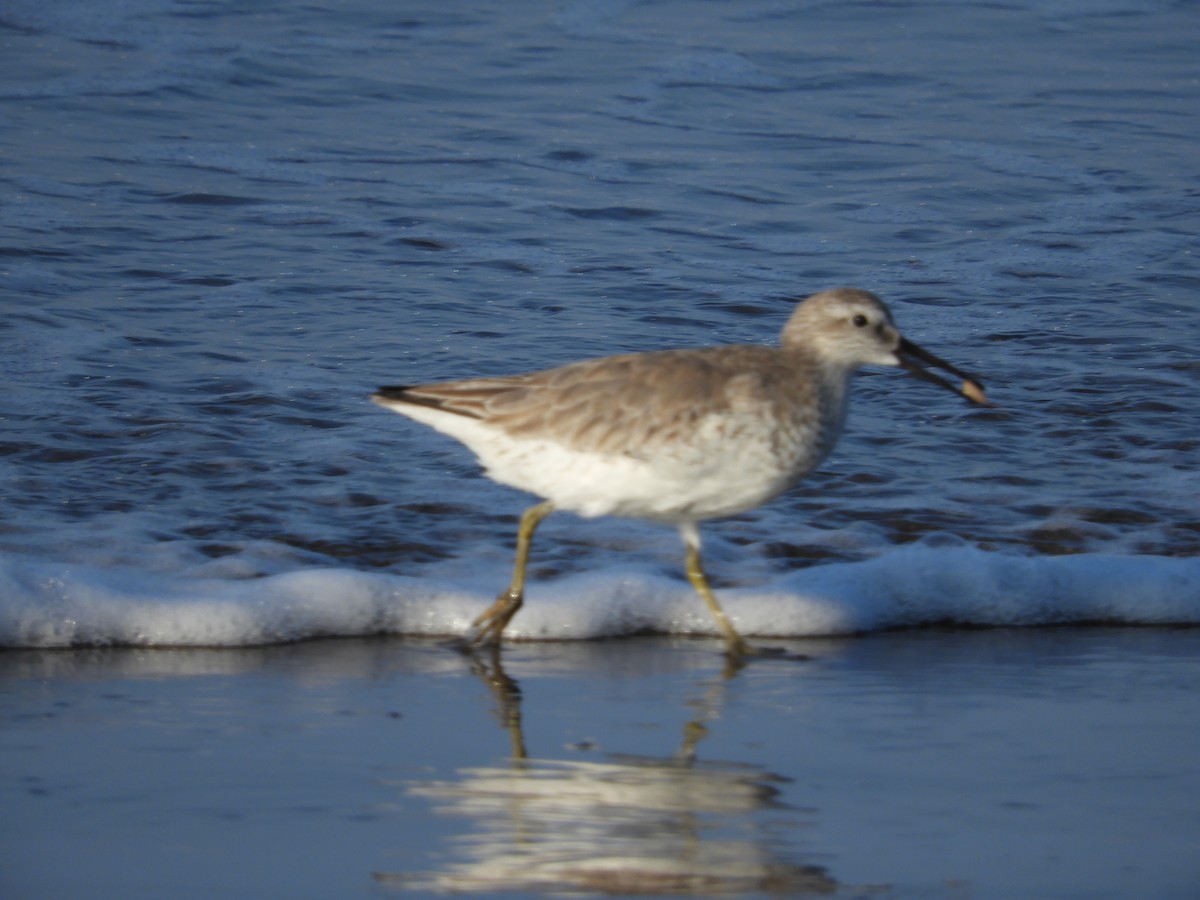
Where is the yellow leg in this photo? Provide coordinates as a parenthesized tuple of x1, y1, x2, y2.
(680, 525, 754, 659)
(468, 501, 554, 647)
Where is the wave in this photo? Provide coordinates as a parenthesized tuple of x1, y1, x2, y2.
(1, 545, 1196, 649)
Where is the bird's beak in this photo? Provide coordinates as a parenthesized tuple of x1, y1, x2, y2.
(897, 338, 990, 406)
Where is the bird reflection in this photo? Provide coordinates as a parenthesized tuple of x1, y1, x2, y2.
(376, 646, 837, 896)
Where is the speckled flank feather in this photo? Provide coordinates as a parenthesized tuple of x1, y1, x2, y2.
(382, 345, 838, 461)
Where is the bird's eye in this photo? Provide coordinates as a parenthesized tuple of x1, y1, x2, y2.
(852, 314, 869, 328)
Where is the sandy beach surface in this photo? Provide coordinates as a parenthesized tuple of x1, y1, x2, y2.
(3, 628, 1198, 898)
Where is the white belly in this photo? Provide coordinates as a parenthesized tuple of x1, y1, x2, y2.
(403, 403, 836, 524)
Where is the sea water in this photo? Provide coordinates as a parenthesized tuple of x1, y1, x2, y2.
(2, 0, 1198, 647)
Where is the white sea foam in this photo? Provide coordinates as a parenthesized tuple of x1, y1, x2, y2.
(1, 546, 1196, 649)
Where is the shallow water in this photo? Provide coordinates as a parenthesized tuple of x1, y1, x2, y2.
(3, 631, 1199, 897)
(1, 1, 1198, 642)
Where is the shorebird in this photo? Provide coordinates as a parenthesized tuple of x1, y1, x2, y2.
(373, 287, 988, 658)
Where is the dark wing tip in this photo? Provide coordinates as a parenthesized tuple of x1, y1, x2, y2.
(372, 384, 486, 418)
(373, 385, 416, 402)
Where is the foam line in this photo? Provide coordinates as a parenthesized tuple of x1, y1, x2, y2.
(1, 547, 1196, 648)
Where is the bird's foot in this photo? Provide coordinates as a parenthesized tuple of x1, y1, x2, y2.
(453, 588, 523, 653)
(726, 640, 810, 663)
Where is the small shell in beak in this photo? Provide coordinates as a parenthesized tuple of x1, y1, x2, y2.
(961, 379, 988, 406)
(897, 337, 990, 407)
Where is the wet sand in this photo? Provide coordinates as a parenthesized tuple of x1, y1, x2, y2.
(3, 629, 1198, 898)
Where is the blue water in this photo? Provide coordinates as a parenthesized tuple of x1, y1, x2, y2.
(2, 0, 1198, 646)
